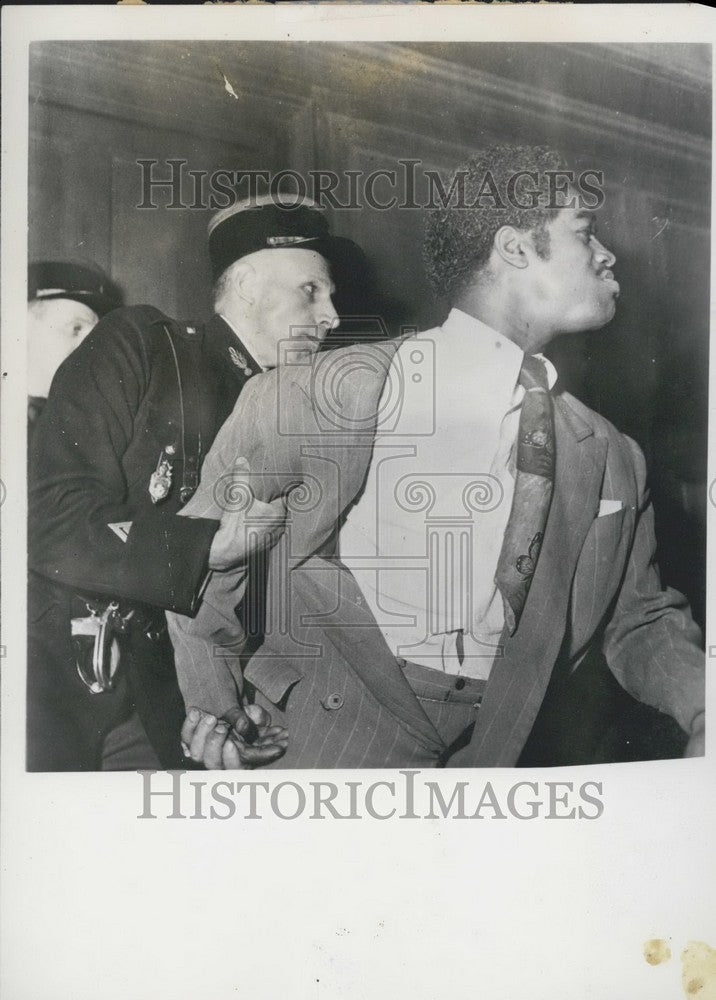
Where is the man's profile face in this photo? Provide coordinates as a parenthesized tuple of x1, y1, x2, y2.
(527, 203, 619, 338)
(27, 297, 99, 398)
(252, 249, 338, 369)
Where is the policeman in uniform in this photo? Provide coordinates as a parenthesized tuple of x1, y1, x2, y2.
(27, 260, 121, 432)
(28, 196, 358, 770)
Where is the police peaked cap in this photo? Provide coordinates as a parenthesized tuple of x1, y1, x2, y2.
(28, 261, 121, 317)
(207, 195, 361, 282)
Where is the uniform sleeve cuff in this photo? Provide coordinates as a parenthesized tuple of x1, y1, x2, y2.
(121, 510, 219, 614)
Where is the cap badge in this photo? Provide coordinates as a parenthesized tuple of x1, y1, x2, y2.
(266, 235, 312, 247)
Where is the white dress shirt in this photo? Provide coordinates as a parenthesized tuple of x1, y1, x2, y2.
(338, 308, 556, 679)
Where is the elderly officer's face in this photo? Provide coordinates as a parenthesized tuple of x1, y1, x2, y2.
(27, 297, 99, 398)
(251, 249, 338, 369)
(526, 203, 619, 338)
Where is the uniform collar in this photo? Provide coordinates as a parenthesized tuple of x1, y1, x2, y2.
(205, 313, 261, 378)
(218, 314, 270, 373)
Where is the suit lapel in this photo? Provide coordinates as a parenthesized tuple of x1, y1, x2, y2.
(449, 394, 608, 767)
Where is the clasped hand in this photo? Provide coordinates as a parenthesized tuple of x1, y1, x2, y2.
(181, 704, 288, 769)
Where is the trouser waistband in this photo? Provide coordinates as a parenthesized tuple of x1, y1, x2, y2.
(396, 657, 486, 707)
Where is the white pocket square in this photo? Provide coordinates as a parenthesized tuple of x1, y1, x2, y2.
(598, 499, 623, 517)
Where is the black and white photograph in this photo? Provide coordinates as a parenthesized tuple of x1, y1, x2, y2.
(24, 37, 709, 771)
(2, 6, 715, 1000)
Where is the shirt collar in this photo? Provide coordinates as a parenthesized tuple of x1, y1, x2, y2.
(442, 308, 558, 391)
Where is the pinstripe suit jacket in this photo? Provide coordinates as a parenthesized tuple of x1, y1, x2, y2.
(168, 338, 704, 767)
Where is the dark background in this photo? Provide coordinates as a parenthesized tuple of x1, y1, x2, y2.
(29, 41, 710, 759)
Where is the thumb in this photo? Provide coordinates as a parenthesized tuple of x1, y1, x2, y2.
(246, 703, 272, 729)
(232, 456, 250, 474)
(223, 705, 254, 738)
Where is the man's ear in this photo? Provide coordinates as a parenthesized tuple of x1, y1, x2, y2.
(493, 226, 531, 270)
(231, 260, 258, 305)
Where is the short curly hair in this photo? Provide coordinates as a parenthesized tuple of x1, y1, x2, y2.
(423, 145, 568, 300)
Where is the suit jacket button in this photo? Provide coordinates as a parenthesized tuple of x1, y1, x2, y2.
(323, 693, 344, 710)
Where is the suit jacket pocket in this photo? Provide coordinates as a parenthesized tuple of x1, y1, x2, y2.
(244, 653, 303, 706)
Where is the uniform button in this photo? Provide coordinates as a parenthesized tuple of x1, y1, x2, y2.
(454, 677, 466, 690)
(323, 693, 344, 711)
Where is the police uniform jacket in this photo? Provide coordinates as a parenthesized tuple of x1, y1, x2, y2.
(28, 305, 258, 770)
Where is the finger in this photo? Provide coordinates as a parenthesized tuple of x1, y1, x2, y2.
(237, 742, 288, 766)
(248, 495, 285, 516)
(266, 495, 288, 514)
(251, 516, 287, 543)
(245, 703, 272, 728)
(252, 728, 288, 742)
(249, 498, 288, 529)
(227, 728, 287, 751)
(180, 707, 203, 751)
(246, 523, 285, 556)
(221, 738, 245, 770)
(226, 730, 286, 764)
(255, 724, 288, 740)
(201, 721, 231, 770)
(227, 709, 258, 742)
(188, 712, 217, 762)
(253, 736, 286, 750)
(266, 525, 286, 548)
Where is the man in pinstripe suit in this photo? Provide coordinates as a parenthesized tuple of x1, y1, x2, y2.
(174, 145, 705, 768)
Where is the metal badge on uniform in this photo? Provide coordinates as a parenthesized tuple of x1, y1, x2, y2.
(229, 345, 253, 376)
(148, 445, 175, 504)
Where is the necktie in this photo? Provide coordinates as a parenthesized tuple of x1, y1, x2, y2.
(494, 354, 555, 635)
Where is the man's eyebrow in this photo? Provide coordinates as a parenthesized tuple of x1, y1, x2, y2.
(574, 209, 596, 223)
(302, 273, 334, 288)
